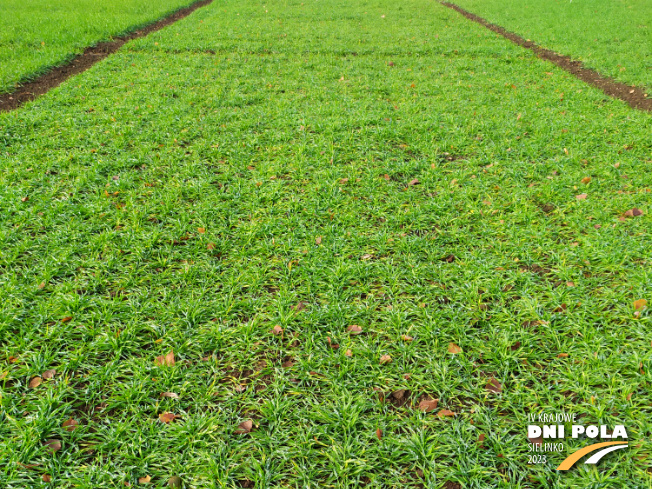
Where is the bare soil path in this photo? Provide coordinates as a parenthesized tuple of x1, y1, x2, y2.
(0, 0, 213, 113)
(441, 1, 652, 112)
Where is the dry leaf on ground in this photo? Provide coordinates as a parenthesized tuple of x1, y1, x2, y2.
(42, 369, 56, 379)
(234, 420, 253, 434)
(159, 412, 176, 424)
(418, 399, 439, 412)
(168, 476, 182, 488)
(44, 439, 61, 453)
(438, 409, 456, 418)
(155, 350, 175, 367)
(486, 378, 502, 393)
(624, 208, 644, 218)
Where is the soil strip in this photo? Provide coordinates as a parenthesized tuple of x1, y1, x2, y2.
(0, 0, 213, 113)
(441, 1, 652, 112)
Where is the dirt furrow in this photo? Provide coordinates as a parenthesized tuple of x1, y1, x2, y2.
(441, 1, 652, 112)
(0, 0, 213, 113)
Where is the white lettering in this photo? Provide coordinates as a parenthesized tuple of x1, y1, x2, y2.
(612, 425, 628, 439)
(572, 425, 584, 438)
(543, 425, 557, 438)
(528, 425, 542, 438)
(586, 425, 599, 438)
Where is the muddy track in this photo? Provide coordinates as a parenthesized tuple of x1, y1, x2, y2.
(441, 1, 652, 112)
(0, 0, 213, 113)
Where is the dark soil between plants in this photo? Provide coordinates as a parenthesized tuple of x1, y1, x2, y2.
(0, 0, 213, 113)
(441, 1, 652, 112)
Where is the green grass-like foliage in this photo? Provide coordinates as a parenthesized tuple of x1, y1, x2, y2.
(0, 0, 200, 94)
(452, 0, 652, 90)
(0, 0, 651, 487)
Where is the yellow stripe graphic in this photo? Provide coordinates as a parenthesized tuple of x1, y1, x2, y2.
(556, 441, 628, 470)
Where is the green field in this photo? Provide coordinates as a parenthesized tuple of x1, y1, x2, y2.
(452, 0, 652, 90)
(1, 0, 651, 487)
(0, 0, 199, 94)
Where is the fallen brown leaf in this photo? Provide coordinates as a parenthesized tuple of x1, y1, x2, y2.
(344, 349, 352, 357)
(447, 342, 462, 354)
(401, 334, 413, 342)
(486, 378, 502, 393)
(44, 439, 61, 453)
(234, 419, 253, 434)
(29, 376, 42, 388)
(624, 208, 644, 218)
(376, 428, 383, 440)
(408, 178, 420, 186)
(42, 369, 56, 379)
(418, 399, 439, 412)
(581, 177, 591, 184)
(634, 299, 647, 311)
(392, 389, 406, 400)
(61, 316, 73, 323)
(293, 302, 307, 312)
(557, 353, 569, 358)
(271, 325, 283, 336)
(347, 325, 363, 334)
(576, 193, 587, 200)
(155, 350, 175, 367)
(379, 354, 392, 365)
(62, 419, 78, 431)
(207, 242, 215, 250)
(315, 236, 322, 245)
(441, 254, 456, 263)
(437, 409, 456, 418)
(138, 475, 152, 484)
(168, 476, 182, 488)
(38, 281, 46, 289)
(161, 392, 180, 399)
(159, 412, 176, 424)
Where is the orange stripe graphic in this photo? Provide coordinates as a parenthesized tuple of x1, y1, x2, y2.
(557, 441, 628, 470)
